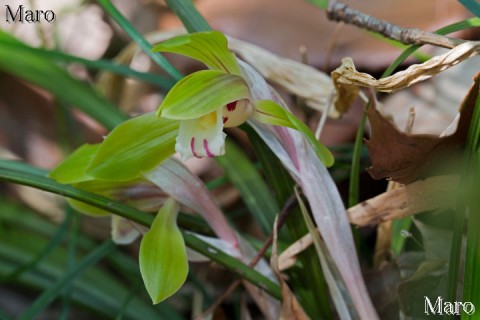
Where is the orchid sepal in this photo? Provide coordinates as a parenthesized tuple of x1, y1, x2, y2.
(151, 31, 242, 75)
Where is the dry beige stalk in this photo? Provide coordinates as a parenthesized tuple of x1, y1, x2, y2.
(271, 217, 309, 320)
(348, 175, 458, 226)
(278, 175, 458, 270)
(278, 233, 313, 271)
(333, 41, 480, 95)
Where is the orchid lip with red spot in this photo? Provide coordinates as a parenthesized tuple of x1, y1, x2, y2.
(226, 101, 237, 112)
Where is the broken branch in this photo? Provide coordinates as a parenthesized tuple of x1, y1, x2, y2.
(327, 2, 465, 49)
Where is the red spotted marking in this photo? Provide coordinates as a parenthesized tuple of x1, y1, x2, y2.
(223, 117, 229, 124)
(226, 101, 237, 112)
(191, 137, 201, 158)
(203, 139, 214, 158)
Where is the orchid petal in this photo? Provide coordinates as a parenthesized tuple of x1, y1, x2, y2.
(111, 215, 142, 245)
(176, 109, 226, 160)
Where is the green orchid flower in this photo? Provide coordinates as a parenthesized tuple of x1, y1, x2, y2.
(153, 31, 334, 166)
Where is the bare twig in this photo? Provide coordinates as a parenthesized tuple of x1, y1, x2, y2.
(195, 194, 298, 319)
(327, 2, 465, 49)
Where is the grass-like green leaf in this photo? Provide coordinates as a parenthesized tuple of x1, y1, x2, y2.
(0, 161, 282, 299)
(459, 0, 480, 17)
(215, 140, 280, 236)
(246, 127, 331, 317)
(87, 113, 178, 181)
(348, 110, 368, 207)
(0, 197, 180, 319)
(152, 31, 241, 75)
(164, 0, 212, 33)
(0, 32, 126, 130)
(17, 241, 116, 320)
(140, 199, 188, 304)
(98, 0, 183, 81)
(158, 70, 251, 120)
(254, 100, 334, 167)
(305, 0, 328, 10)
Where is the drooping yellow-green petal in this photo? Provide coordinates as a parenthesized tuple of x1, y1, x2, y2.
(254, 100, 335, 167)
(139, 198, 188, 304)
(152, 31, 241, 75)
(49, 144, 100, 184)
(87, 113, 178, 181)
(157, 70, 250, 120)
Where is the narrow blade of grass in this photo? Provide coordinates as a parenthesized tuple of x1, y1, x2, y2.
(0, 161, 282, 300)
(458, 82, 480, 317)
(459, 0, 480, 17)
(348, 110, 368, 207)
(98, 0, 183, 81)
(246, 126, 331, 318)
(18, 240, 116, 320)
(32, 47, 175, 90)
(164, 0, 212, 33)
(215, 140, 280, 236)
(0, 38, 126, 130)
(0, 212, 70, 283)
(382, 17, 480, 77)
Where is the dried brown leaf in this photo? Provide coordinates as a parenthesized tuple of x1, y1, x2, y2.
(331, 58, 360, 114)
(365, 74, 479, 183)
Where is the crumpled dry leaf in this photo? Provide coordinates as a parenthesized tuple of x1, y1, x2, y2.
(333, 41, 480, 97)
(365, 73, 478, 184)
(331, 62, 360, 115)
(270, 217, 309, 320)
(382, 55, 480, 136)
